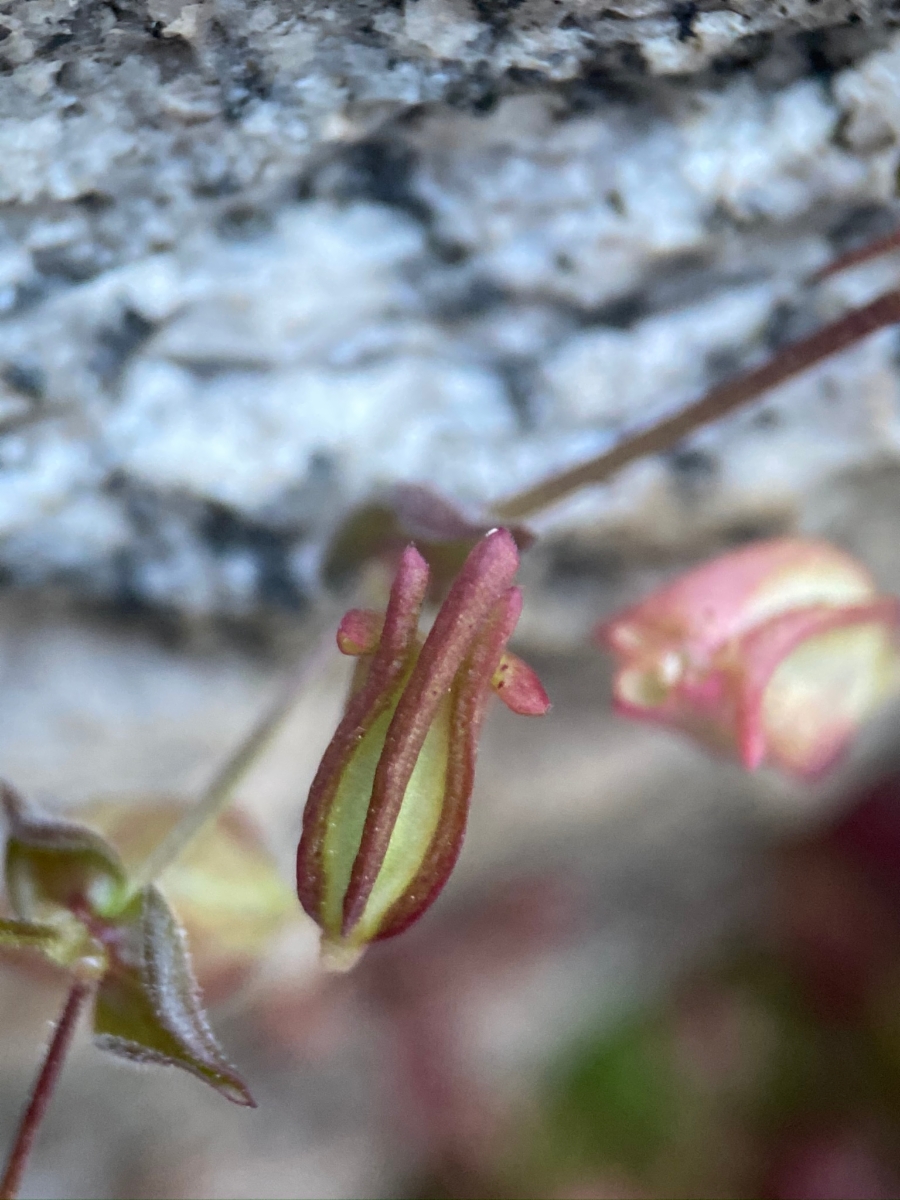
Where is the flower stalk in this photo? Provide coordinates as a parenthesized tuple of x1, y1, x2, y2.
(0, 982, 91, 1200)
(495, 290, 900, 521)
(126, 620, 338, 899)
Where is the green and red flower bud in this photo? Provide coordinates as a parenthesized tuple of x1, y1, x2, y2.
(595, 537, 900, 779)
(296, 527, 549, 965)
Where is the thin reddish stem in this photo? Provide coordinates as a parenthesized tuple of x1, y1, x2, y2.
(494, 289, 900, 521)
(811, 225, 900, 282)
(0, 983, 91, 1200)
(130, 612, 340, 899)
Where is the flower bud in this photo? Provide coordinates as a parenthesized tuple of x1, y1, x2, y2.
(297, 528, 549, 964)
(595, 538, 900, 779)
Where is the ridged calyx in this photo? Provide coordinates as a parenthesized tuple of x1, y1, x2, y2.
(296, 528, 549, 966)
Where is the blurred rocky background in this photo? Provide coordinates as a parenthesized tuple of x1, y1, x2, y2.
(4, 0, 900, 1196)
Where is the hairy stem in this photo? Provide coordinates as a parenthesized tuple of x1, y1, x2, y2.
(494, 289, 900, 522)
(126, 620, 339, 897)
(0, 983, 91, 1200)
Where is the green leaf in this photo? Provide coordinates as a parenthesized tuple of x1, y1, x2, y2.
(0, 916, 60, 951)
(93, 886, 255, 1106)
(2, 783, 127, 922)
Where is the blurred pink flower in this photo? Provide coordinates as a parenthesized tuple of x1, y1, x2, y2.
(594, 538, 900, 779)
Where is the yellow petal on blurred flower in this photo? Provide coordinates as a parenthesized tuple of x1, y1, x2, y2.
(761, 619, 900, 777)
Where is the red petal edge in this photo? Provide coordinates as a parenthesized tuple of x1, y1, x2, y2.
(375, 587, 525, 939)
(341, 528, 520, 936)
(735, 597, 900, 774)
(336, 609, 383, 656)
(296, 546, 429, 928)
(491, 651, 551, 715)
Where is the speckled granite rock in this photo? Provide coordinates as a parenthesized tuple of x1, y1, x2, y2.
(1, 1, 900, 615)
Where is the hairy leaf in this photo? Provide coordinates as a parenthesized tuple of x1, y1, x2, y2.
(94, 886, 254, 1106)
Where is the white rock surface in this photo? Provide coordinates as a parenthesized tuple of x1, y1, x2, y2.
(0, 2, 898, 612)
(0, 2, 898, 614)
